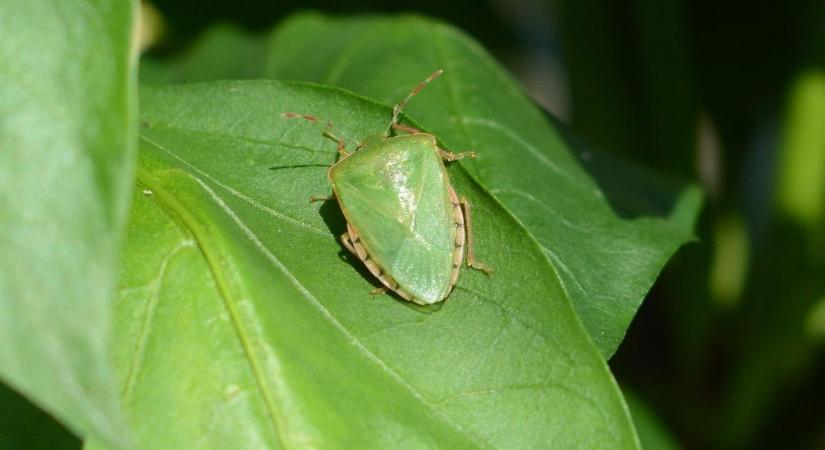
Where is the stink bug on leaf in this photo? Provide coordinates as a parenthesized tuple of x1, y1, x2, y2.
(284, 70, 492, 305)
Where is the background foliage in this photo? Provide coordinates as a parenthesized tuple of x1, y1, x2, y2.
(1, 0, 824, 449)
(0, 1, 135, 449)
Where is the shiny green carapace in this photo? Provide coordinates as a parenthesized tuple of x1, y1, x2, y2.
(330, 133, 459, 304)
(289, 70, 491, 305)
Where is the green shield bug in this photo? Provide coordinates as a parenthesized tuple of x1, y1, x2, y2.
(284, 70, 491, 305)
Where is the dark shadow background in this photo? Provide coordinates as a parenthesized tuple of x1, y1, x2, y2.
(5, 1, 823, 449)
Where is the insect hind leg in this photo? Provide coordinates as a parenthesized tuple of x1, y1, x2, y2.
(459, 196, 493, 275)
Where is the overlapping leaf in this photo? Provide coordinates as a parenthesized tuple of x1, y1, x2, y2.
(0, 1, 135, 448)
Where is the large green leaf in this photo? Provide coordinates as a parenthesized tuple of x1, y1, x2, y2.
(141, 13, 701, 357)
(86, 80, 640, 448)
(0, 1, 135, 448)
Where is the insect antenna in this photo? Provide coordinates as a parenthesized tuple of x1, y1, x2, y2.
(282, 112, 350, 157)
(386, 69, 444, 135)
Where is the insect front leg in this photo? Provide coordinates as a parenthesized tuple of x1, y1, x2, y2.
(439, 147, 477, 162)
(310, 193, 336, 203)
(459, 196, 493, 275)
(391, 123, 423, 135)
(323, 126, 349, 157)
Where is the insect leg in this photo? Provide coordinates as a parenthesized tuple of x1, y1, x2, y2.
(391, 123, 423, 135)
(459, 197, 493, 275)
(309, 193, 336, 203)
(438, 147, 478, 161)
(369, 287, 389, 296)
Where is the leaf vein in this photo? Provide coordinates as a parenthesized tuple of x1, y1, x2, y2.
(187, 173, 495, 449)
(139, 134, 328, 237)
(121, 239, 195, 403)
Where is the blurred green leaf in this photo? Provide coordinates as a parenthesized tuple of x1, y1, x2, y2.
(717, 70, 825, 449)
(140, 12, 702, 359)
(805, 295, 825, 339)
(0, 1, 135, 448)
(140, 24, 267, 85)
(557, 0, 696, 173)
(623, 389, 681, 450)
(709, 213, 749, 308)
(85, 80, 641, 449)
(0, 382, 80, 450)
(775, 71, 825, 228)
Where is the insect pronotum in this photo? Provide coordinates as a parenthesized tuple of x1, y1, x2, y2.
(284, 70, 491, 305)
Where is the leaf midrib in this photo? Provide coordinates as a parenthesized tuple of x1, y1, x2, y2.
(134, 166, 290, 450)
